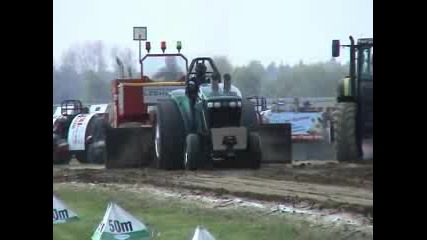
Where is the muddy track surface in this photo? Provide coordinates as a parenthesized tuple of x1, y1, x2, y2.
(53, 160, 373, 218)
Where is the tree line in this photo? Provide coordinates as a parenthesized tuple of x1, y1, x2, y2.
(53, 41, 349, 104)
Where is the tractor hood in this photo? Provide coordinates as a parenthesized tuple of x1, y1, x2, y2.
(199, 83, 242, 101)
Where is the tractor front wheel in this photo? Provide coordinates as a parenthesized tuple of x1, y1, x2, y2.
(184, 134, 202, 171)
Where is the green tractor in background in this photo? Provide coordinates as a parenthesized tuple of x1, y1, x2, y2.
(331, 36, 373, 161)
(154, 57, 265, 170)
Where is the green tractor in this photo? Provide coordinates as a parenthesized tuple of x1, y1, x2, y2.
(331, 36, 373, 161)
(153, 57, 263, 170)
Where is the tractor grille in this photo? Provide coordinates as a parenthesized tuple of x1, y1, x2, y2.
(208, 106, 242, 128)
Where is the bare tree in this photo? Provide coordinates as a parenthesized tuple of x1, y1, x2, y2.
(77, 41, 107, 73)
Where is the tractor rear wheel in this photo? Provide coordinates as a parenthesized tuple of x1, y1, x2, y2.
(247, 132, 262, 169)
(87, 117, 109, 164)
(333, 102, 358, 162)
(75, 116, 109, 164)
(155, 99, 186, 170)
(241, 99, 260, 131)
(240, 99, 262, 168)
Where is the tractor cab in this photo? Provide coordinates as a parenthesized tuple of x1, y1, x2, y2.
(187, 57, 242, 99)
(140, 41, 189, 82)
(61, 100, 84, 117)
(54, 100, 86, 139)
(184, 57, 243, 130)
(187, 57, 221, 84)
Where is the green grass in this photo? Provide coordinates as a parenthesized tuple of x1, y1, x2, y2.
(53, 184, 344, 240)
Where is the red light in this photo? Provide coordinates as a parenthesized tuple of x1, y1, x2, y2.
(145, 41, 151, 53)
(161, 41, 166, 53)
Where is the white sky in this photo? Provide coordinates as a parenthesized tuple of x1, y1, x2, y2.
(53, 0, 373, 67)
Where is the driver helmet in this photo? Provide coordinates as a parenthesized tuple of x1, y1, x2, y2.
(195, 62, 207, 77)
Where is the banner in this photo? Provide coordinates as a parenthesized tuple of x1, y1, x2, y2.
(261, 111, 327, 137)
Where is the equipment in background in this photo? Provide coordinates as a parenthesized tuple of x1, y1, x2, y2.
(331, 36, 373, 161)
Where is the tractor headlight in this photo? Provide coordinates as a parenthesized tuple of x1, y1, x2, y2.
(208, 100, 241, 108)
(213, 102, 221, 108)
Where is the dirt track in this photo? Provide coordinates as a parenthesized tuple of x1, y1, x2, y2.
(53, 160, 373, 218)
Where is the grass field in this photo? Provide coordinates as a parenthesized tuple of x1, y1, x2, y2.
(53, 183, 351, 240)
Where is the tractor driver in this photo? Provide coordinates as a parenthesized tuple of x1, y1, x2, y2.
(191, 62, 209, 86)
(186, 62, 209, 101)
(185, 62, 210, 132)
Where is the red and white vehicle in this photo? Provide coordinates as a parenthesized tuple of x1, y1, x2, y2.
(52, 100, 109, 164)
(105, 27, 189, 168)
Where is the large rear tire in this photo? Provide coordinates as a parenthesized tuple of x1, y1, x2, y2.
(75, 116, 108, 164)
(333, 102, 358, 162)
(241, 99, 260, 131)
(155, 99, 186, 170)
(87, 117, 109, 164)
(241, 99, 263, 168)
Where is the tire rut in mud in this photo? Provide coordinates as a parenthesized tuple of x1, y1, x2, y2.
(53, 162, 373, 217)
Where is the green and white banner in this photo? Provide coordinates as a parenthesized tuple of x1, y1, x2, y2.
(92, 202, 151, 240)
(191, 226, 216, 240)
(53, 195, 78, 224)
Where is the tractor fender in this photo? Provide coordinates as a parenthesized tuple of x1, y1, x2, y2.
(67, 113, 98, 151)
(169, 90, 193, 134)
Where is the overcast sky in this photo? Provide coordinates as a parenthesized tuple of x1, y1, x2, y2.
(53, 0, 373, 67)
